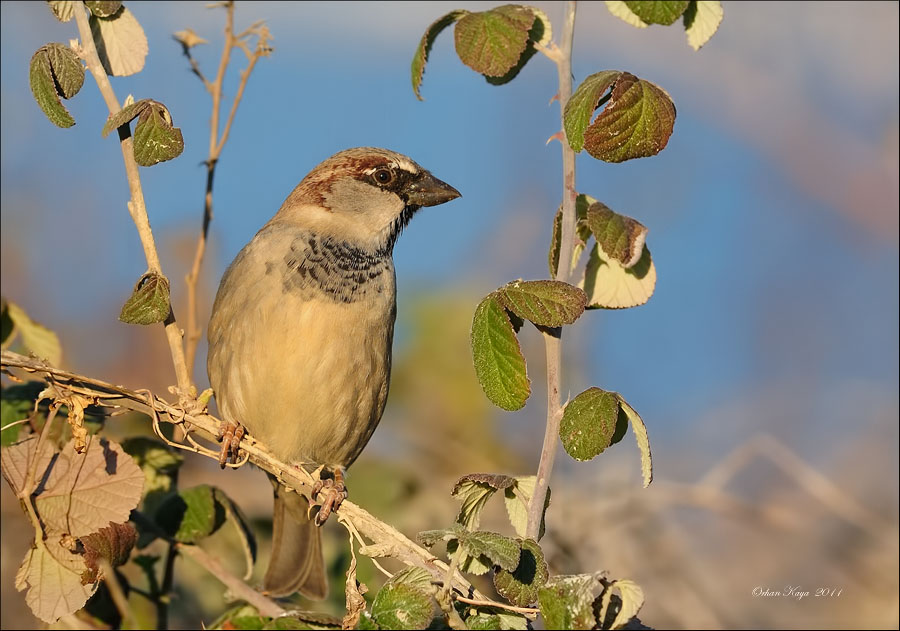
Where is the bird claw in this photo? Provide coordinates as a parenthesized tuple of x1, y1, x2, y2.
(218, 422, 245, 468)
(309, 471, 347, 525)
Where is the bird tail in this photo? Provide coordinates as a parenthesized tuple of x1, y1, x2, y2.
(263, 479, 328, 599)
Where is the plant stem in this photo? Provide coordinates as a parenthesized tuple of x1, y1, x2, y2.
(527, 0, 578, 540)
(73, 6, 192, 397)
(184, 2, 268, 375)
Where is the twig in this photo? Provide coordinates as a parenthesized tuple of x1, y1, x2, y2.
(1, 350, 488, 602)
(72, 6, 192, 397)
(453, 594, 539, 617)
(18, 401, 59, 542)
(99, 558, 132, 625)
(527, 0, 578, 540)
(183, 2, 271, 374)
(177, 542, 286, 618)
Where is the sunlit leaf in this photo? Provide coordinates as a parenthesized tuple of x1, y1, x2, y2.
(580, 242, 656, 309)
(452, 473, 515, 530)
(584, 202, 648, 269)
(471, 294, 530, 411)
(563, 71, 620, 153)
(497, 280, 586, 327)
(132, 103, 185, 166)
(85, 1, 122, 17)
(538, 574, 598, 630)
(683, 1, 724, 50)
(119, 272, 171, 325)
(597, 579, 645, 629)
(16, 536, 98, 624)
(623, 1, 689, 25)
(48, 1, 77, 22)
(372, 573, 433, 631)
(81, 522, 137, 582)
(411, 10, 467, 100)
(454, 5, 535, 77)
(618, 398, 653, 487)
(559, 388, 619, 462)
(584, 72, 676, 162)
(101, 98, 151, 137)
(90, 6, 148, 76)
(5, 301, 62, 365)
(503, 475, 550, 539)
(29, 43, 84, 128)
(604, 1, 648, 28)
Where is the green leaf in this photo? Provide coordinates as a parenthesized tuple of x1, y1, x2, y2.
(563, 71, 620, 153)
(454, 5, 536, 78)
(48, 1, 76, 22)
(497, 280, 586, 327)
(623, 1, 689, 25)
(560, 388, 620, 462)
(596, 579, 644, 630)
(411, 10, 467, 100)
(584, 202, 648, 269)
(6, 300, 62, 365)
(604, 1, 648, 28)
(458, 530, 520, 572)
(683, 1, 724, 50)
(485, 6, 551, 86)
(155, 485, 222, 544)
(471, 294, 530, 411)
(101, 98, 151, 137)
(452, 473, 515, 530)
(537, 575, 598, 630)
(29, 43, 84, 128)
(493, 539, 548, 606)
(372, 582, 433, 630)
(132, 103, 185, 166)
(119, 273, 171, 325)
(1, 382, 44, 447)
(580, 242, 656, 309)
(85, 1, 122, 17)
(417, 529, 455, 548)
(90, 6, 148, 76)
(548, 194, 595, 278)
(618, 398, 653, 487)
(467, 613, 502, 630)
(582, 72, 676, 163)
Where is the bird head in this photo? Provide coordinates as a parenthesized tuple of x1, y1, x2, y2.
(275, 147, 461, 253)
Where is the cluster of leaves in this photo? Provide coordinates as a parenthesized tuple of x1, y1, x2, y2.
(402, 1, 721, 628)
(29, 1, 184, 327)
(0, 374, 257, 626)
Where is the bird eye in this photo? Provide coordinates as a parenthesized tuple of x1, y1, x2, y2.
(372, 168, 394, 185)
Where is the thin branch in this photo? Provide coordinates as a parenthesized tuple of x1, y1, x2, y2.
(1, 350, 491, 604)
(178, 543, 286, 618)
(72, 6, 192, 396)
(184, 3, 271, 375)
(99, 558, 132, 625)
(19, 402, 59, 542)
(453, 594, 538, 617)
(527, 0, 578, 540)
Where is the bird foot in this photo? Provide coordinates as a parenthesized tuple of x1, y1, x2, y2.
(218, 422, 245, 468)
(309, 469, 347, 525)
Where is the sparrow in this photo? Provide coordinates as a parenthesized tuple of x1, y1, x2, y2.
(206, 147, 460, 598)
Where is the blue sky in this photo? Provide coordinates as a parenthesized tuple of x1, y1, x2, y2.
(1, 2, 898, 481)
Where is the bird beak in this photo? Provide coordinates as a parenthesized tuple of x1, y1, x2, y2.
(405, 171, 461, 207)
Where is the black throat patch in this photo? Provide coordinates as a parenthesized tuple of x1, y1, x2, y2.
(279, 233, 392, 303)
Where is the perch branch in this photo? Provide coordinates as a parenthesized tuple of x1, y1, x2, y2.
(1, 350, 495, 606)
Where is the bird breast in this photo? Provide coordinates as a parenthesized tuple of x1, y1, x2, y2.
(207, 222, 397, 467)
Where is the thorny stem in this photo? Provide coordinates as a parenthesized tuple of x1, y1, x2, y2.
(73, 6, 192, 397)
(184, 2, 269, 375)
(527, 0, 578, 540)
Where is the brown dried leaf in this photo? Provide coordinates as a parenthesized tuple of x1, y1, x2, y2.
(81, 522, 137, 582)
(16, 536, 98, 623)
